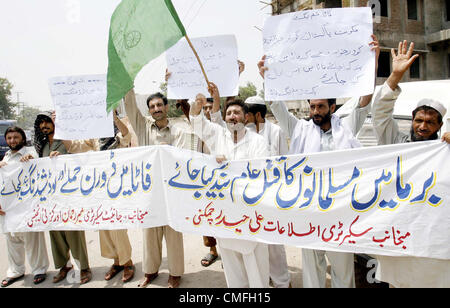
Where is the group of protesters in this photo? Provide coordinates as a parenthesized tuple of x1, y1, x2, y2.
(1, 35, 449, 288)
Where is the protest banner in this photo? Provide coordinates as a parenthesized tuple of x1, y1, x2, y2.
(0, 142, 449, 260)
(263, 7, 375, 101)
(49, 74, 114, 140)
(166, 35, 239, 100)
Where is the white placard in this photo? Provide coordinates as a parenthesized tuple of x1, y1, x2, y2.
(48, 74, 114, 140)
(166, 35, 239, 99)
(263, 7, 375, 101)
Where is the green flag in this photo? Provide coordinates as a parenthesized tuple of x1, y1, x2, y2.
(106, 0, 186, 112)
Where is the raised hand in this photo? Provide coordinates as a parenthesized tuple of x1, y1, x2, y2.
(238, 60, 245, 75)
(391, 40, 419, 75)
(442, 132, 450, 144)
(257, 55, 268, 79)
(386, 40, 419, 90)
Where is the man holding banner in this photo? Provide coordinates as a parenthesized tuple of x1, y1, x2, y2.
(371, 40, 450, 288)
(32, 112, 93, 285)
(190, 83, 271, 288)
(0, 126, 49, 287)
(244, 96, 291, 288)
(257, 34, 380, 288)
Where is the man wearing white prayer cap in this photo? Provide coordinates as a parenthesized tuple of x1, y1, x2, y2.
(244, 95, 291, 288)
(372, 40, 450, 288)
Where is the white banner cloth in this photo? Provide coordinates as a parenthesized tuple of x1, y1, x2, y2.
(0, 142, 449, 260)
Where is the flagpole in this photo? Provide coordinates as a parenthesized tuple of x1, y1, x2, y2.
(184, 34, 210, 85)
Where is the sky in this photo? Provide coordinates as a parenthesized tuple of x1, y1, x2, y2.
(0, 0, 272, 111)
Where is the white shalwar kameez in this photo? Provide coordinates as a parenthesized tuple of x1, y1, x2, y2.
(1, 147, 49, 279)
(371, 82, 450, 288)
(211, 111, 291, 288)
(270, 100, 370, 288)
(191, 111, 270, 288)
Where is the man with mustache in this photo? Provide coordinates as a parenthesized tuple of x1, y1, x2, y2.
(257, 35, 380, 288)
(33, 112, 93, 285)
(372, 40, 450, 288)
(0, 126, 49, 287)
(124, 89, 196, 288)
(190, 82, 271, 288)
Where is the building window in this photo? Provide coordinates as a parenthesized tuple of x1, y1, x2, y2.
(379, 0, 389, 17)
(407, 0, 418, 20)
(448, 54, 450, 78)
(371, 0, 389, 17)
(410, 55, 420, 79)
(447, 0, 450, 22)
(378, 51, 391, 78)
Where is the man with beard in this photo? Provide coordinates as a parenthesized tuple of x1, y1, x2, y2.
(372, 40, 450, 288)
(0, 126, 49, 287)
(33, 112, 92, 285)
(257, 35, 380, 288)
(190, 82, 270, 288)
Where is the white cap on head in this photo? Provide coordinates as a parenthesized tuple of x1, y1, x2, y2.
(245, 96, 265, 106)
(415, 99, 447, 118)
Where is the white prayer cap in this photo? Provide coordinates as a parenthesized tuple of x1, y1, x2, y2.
(245, 96, 265, 106)
(415, 99, 447, 118)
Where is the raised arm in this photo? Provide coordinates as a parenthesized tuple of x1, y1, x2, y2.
(257, 55, 302, 138)
(372, 41, 418, 145)
(342, 35, 380, 135)
(123, 88, 148, 139)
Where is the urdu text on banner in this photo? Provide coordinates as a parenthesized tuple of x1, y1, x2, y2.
(0, 142, 449, 260)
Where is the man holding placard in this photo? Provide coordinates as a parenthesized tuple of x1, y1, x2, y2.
(123, 89, 197, 288)
(258, 9, 380, 286)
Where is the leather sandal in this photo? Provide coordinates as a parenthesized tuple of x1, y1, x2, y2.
(33, 274, 47, 285)
(104, 265, 124, 281)
(1, 275, 24, 288)
(53, 266, 73, 283)
(80, 269, 92, 284)
(138, 272, 158, 288)
(122, 265, 135, 283)
(168, 275, 181, 288)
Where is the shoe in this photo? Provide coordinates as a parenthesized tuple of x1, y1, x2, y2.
(104, 265, 124, 281)
(1, 275, 25, 287)
(53, 266, 73, 283)
(138, 272, 158, 288)
(122, 265, 135, 283)
(168, 275, 181, 288)
(80, 269, 92, 284)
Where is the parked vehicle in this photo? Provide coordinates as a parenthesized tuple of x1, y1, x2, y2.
(336, 80, 450, 147)
(0, 120, 18, 160)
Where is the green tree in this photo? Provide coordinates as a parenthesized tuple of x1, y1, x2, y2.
(159, 82, 183, 118)
(0, 78, 17, 119)
(16, 106, 42, 129)
(238, 82, 257, 103)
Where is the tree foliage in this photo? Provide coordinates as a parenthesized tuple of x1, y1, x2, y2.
(16, 106, 42, 129)
(0, 78, 17, 119)
(238, 82, 257, 103)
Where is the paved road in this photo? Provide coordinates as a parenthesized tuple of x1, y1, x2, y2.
(0, 229, 333, 288)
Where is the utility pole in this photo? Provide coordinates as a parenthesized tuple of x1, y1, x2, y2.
(14, 91, 24, 116)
